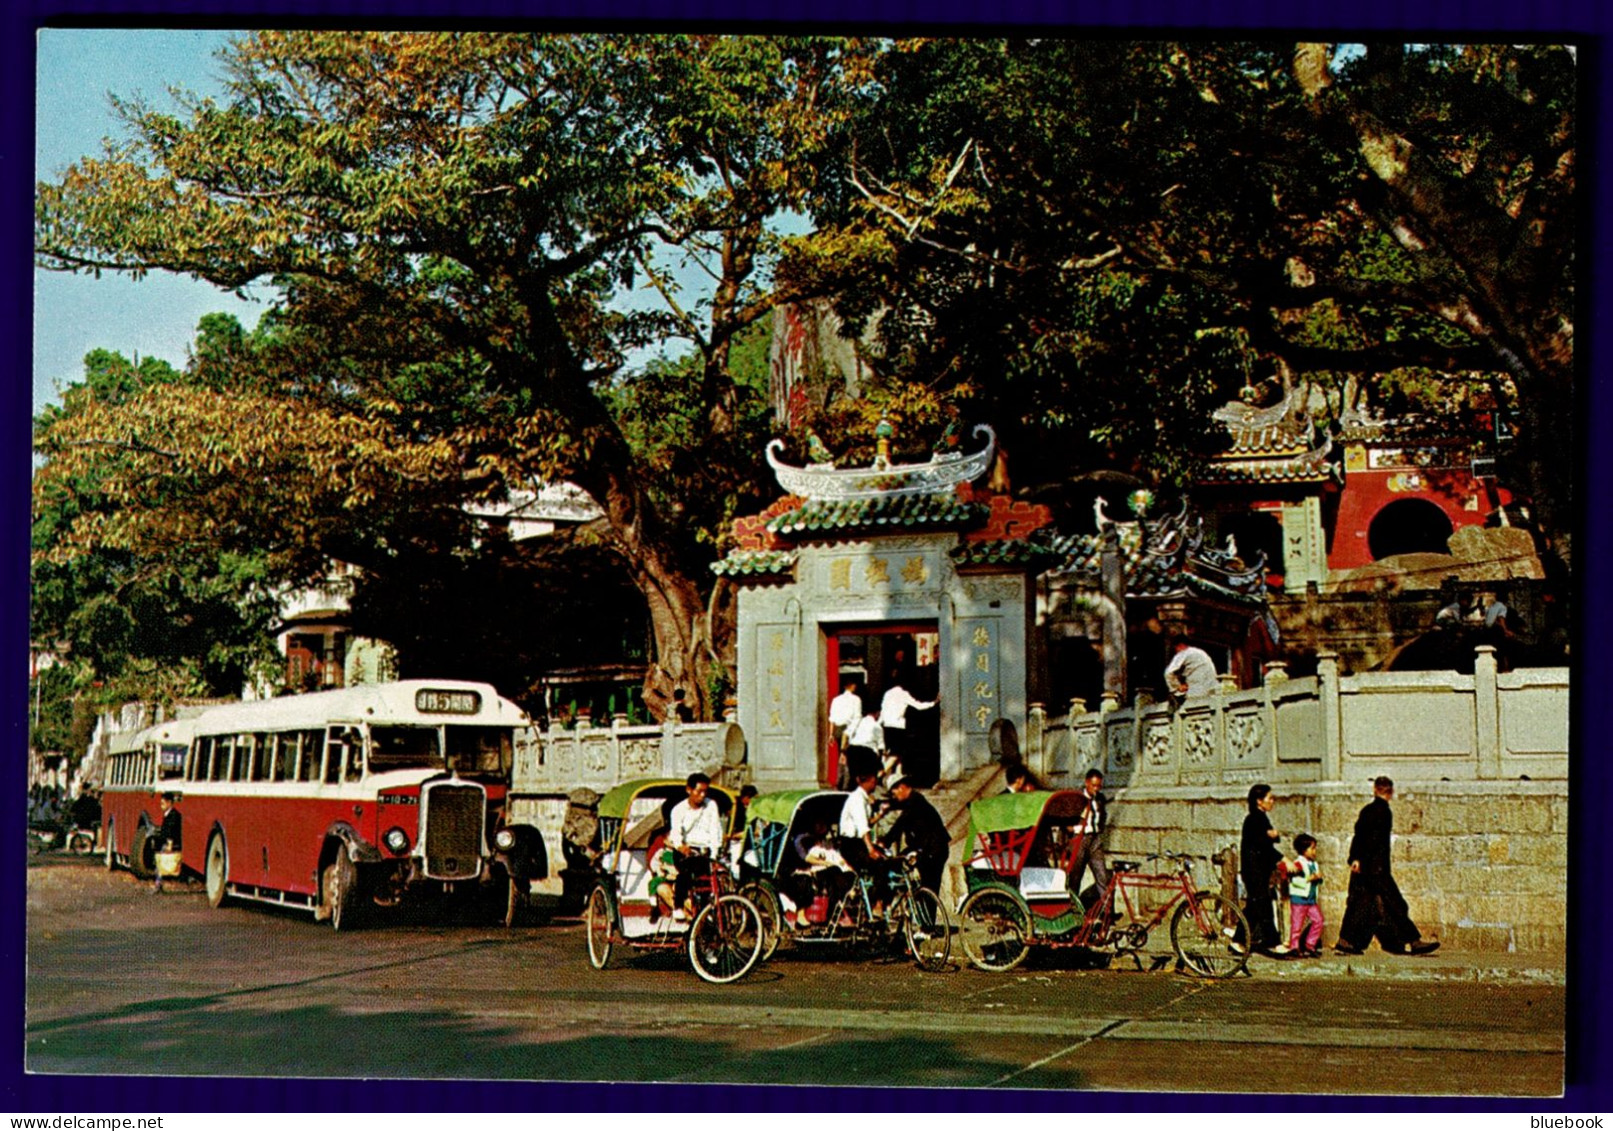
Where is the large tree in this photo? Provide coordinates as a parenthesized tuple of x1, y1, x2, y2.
(36, 32, 873, 715)
(796, 40, 1574, 562)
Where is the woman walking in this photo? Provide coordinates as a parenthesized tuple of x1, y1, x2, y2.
(1241, 784, 1286, 955)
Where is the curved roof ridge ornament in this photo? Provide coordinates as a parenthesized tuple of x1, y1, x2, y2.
(765, 424, 997, 501)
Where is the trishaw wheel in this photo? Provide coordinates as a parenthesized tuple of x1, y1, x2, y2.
(1171, 892, 1250, 978)
(898, 887, 952, 971)
(688, 894, 762, 985)
(740, 881, 783, 962)
(959, 888, 1031, 972)
(585, 886, 615, 970)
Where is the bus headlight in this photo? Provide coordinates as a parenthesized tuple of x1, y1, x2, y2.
(383, 827, 411, 855)
(494, 828, 516, 852)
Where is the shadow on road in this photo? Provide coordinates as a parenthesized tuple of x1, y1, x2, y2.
(27, 1001, 1086, 1089)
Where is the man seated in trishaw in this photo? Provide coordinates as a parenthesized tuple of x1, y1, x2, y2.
(736, 787, 853, 934)
(586, 775, 766, 984)
(595, 775, 740, 939)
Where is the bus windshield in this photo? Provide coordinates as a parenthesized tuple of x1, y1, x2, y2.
(367, 725, 511, 774)
(368, 726, 445, 771)
(446, 726, 512, 775)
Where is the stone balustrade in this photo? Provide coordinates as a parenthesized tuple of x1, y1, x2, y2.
(1027, 646, 1568, 788)
(510, 717, 747, 796)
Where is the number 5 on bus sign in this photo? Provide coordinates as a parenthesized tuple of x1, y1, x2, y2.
(415, 689, 482, 714)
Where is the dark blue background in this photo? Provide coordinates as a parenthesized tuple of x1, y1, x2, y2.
(5, 1, 1606, 1114)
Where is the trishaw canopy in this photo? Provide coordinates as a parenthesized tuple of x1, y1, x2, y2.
(747, 788, 834, 829)
(596, 778, 737, 850)
(966, 790, 1089, 847)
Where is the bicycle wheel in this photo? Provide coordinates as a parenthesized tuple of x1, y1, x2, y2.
(740, 880, 784, 962)
(958, 887, 1031, 972)
(895, 887, 952, 971)
(1171, 891, 1251, 978)
(688, 894, 763, 984)
(585, 885, 615, 970)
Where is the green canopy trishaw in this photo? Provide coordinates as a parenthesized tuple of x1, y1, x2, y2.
(956, 790, 1249, 976)
(736, 788, 950, 970)
(584, 777, 763, 984)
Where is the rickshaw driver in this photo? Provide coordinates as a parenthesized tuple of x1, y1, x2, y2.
(667, 772, 725, 918)
(1069, 769, 1113, 906)
(838, 770, 889, 914)
(883, 775, 950, 894)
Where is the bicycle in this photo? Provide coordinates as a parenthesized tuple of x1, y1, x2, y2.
(948, 790, 1251, 974)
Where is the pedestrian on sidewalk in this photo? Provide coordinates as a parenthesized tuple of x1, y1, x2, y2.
(1283, 833, 1326, 957)
(1335, 777, 1440, 956)
(1241, 783, 1288, 955)
(151, 791, 182, 894)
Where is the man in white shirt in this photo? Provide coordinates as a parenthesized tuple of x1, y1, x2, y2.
(828, 678, 864, 788)
(667, 772, 724, 916)
(1164, 639, 1220, 701)
(841, 709, 884, 788)
(838, 770, 887, 911)
(879, 679, 936, 778)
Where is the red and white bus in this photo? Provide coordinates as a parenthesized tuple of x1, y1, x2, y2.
(107, 680, 545, 929)
(101, 716, 194, 877)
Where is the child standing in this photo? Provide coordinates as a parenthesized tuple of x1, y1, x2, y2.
(1284, 833, 1325, 957)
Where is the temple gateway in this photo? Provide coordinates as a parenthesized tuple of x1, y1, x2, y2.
(714, 424, 1274, 791)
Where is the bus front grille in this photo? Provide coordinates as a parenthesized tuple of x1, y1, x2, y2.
(422, 783, 485, 880)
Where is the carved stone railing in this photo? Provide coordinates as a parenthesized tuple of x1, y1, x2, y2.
(1027, 647, 1568, 788)
(509, 718, 748, 797)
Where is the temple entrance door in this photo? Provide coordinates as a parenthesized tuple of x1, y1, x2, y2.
(825, 621, 941, 787)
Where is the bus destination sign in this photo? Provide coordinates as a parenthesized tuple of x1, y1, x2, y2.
(415, 689, 482, 715)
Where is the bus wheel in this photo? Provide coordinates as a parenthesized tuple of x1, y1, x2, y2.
(104, 822, 116, 871)
(321, 851, 360, 931)
(501, 874, 528, 929)
(129, 826, 156, 881)
(205, 833, 230, 909)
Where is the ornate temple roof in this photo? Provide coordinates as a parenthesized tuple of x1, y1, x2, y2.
(764, 423, 998, 501)
(709, 548, 798, 578)
(766, 493, 989, 537)
(1042, 504, 1270, 606)
(1202, 387, 1341, 486)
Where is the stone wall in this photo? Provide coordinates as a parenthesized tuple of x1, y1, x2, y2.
(1094, 781, 1566, 954)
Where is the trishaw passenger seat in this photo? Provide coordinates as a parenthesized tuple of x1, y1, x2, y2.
(1019, 866, 1068, 898)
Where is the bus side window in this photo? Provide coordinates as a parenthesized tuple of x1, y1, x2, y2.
(298, 730, 321, 781)
(211, 737, 230, 782)
(323, 728, 343, 784)
(251, 733, 271, 781)
(273, 734, 293, 782)
(345, 729, 364, 781)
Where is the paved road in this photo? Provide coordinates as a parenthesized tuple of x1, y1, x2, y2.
(26, 856, 1564, 1095)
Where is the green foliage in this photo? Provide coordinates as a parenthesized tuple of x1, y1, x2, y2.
(795, 40, 1573, 523)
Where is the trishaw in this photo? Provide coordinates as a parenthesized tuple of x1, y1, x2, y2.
(583, 778, 764, 985)
(956, 790, 1250, 978)
(737, 789, 950, 971)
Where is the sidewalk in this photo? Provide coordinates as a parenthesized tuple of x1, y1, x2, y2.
(1235, 945, 1565, 984)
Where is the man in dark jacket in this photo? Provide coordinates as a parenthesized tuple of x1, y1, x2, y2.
(1069, 768, 1111, 904)
(152, 791, 182, 894)
(1335, 777, 1440, 955)
(883, 775, 950, 894)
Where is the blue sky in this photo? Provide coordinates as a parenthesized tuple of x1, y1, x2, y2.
(31, 29, 784, 419)
(33, 29, 266, 416)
